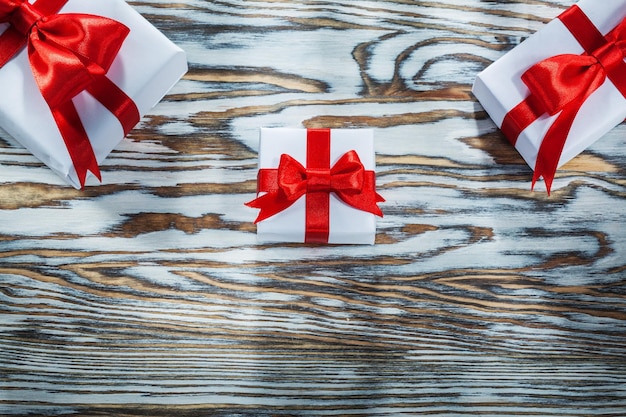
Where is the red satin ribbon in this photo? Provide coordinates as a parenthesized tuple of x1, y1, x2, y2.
(500, 5, 626, 194)
(246, 129, 384, 243)
(0, 0, 140, 188)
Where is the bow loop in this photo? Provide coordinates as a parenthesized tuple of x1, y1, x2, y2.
(329, 149, 364, 194)
(34, 13, 130, 70)
(277, 153, 307, 199)
(521, 54, 604, 116)
(28, 13, 130, 107)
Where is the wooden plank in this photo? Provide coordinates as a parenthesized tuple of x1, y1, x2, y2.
(1, 0, 626, 415)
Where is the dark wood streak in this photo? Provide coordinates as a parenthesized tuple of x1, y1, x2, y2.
(2, 0, 626, 415)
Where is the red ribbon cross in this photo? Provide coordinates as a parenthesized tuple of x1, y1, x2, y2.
(0, 0, 140, 187)
(246, 129, 384, 244)
(500, 5, 626, 194)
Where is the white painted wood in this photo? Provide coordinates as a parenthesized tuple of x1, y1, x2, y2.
(1, 0, 626, 415)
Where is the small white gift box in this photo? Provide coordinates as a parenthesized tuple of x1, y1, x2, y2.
(246, 128, 384, 245)
(0, 0, 187, 188)
(472, 0, 626, 192)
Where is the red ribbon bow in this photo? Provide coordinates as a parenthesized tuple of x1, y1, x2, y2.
(246, 129, 384, 243)
(0, 0, 140, 187)
(500, 5, 626, 194)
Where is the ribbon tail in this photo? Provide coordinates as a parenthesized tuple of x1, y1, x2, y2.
(245, 192, 300, 224)
(335, 171, 384, 216)
(531, 102, 580, 195)
(501, 94, 546, 146)
(337, 191, 384, 217)
(87, 74, 140, 136)
(51, 102, 101, 188)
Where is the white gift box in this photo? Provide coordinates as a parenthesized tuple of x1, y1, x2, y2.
(0, 0, 187, 188)
(252, 128, 381, 245)
(472, 0, 626, 182)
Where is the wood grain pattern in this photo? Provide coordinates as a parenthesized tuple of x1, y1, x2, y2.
(2, 0, 626, 415)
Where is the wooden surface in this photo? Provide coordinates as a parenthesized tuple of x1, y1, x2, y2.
(2, 0, 626, 415)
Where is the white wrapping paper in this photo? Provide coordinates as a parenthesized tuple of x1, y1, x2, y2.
(0, 0, 187, 188)
(254, 128, 379, 245)
(472, 0, 626, 173)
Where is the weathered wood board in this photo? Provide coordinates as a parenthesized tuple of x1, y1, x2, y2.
(1, 0, 625, 415)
